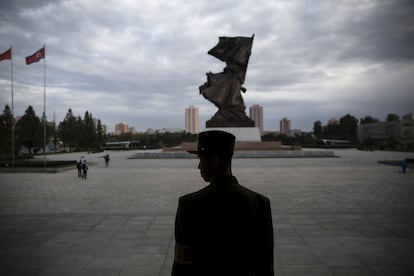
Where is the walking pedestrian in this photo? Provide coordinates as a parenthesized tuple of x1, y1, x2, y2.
(104, 154, 110, 167)
(76, 160, 82, 177)
(82, 160, 88, 179)
(401, 159, 408, 174)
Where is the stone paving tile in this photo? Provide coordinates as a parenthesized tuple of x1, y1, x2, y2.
(121, 254, 165, 275)
(329, 267, 378, 276)
(315, 252, 364, 268)
(77, 267, 122, 276)
(278, 252, 324, 265)
(370, 265, 414, 276)
(95, 245, 135, 257)
(354, 247, 402, 265)
(276, 243, 314, 254)
(40, 264, 83, 276)
(133, 244, 170, 255)
(53, 253, 94, 265)
(0, 268, 44, 276)
(275, 265, 332, 276)
(85, 256, 129, 269)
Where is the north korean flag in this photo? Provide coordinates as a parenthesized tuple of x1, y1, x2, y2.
(26, 47, 45, 65)
(0, 47, 11, 62)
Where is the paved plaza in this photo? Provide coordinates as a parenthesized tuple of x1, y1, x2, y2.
(0, 149, 413, 275)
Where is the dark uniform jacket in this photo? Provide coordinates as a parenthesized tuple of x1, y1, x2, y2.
(172, 176, 274, 276)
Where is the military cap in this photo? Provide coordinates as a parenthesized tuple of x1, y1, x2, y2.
(188, 130, 235, 157)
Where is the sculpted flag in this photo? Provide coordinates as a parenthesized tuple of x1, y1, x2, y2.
(207, 35, 254, 84)
(199, 35, 255, 127)
(0, 48, 11, 62)
(26, 47, 45, 65)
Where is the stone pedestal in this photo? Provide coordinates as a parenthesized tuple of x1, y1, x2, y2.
(206, 118, 255, 128)
(204, 127, 261, 142)
(163, 127, 287, 152)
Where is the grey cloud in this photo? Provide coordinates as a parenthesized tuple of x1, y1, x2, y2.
(332, 1, 414, 62)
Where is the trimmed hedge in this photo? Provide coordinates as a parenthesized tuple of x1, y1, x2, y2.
(0, 160, 76, 168)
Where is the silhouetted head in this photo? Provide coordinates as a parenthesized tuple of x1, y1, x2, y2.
(188, 130, 235, 182)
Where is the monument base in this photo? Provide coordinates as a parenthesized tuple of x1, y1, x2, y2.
(164, 140, 287, 152)
(206, 118, 255, 128)
(163, 127, 289, 152)
(205, 127, 261, 142)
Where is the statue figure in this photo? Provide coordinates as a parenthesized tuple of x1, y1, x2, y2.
(199, 35, 255, 127)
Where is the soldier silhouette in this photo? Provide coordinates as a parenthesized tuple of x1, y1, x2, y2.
(172, 130, 274, 276)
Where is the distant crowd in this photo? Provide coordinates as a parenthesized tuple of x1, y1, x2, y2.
(76, 156, 88, 179)
(76, 154, 110, 179)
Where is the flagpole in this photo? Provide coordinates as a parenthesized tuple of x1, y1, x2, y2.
(11, 46, 15, 168)
(43, 45, 46, 168)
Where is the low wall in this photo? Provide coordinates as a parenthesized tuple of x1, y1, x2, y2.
(131, 150, 336, 159)
(164, 141, 297, 152)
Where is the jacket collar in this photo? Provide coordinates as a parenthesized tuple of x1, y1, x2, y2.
(210, 175, 239, 187)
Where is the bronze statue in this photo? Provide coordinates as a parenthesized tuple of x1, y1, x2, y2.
(199, 35, 255, 127)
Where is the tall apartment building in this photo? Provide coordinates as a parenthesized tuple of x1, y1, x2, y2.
(249, 104, 264, 135)
(280, 117, 291, 135)
(115, 122, 129, 135)
(185, 105, 200, 134)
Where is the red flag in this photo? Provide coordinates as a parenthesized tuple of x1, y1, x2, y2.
(26, 47, 45, 65)
(0, 48, 11, 62)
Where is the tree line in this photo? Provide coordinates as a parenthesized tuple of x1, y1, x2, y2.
(105, 131, 198, 149)
(312, 113, 401, 144)
(0, 105, 196, 158)
(262, 113, 402, 147)
(312, 114, 359, 143)
(57, 108, 105, 152)
(0, 105, 106, 158)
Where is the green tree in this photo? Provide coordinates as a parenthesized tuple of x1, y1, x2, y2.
(386, 113, 400, 122)
(0, 105, 13, 157)
(76, 115, 84, 148)
(323, 123, 341, 139)
(158, 132, 185, 147)
(313, 121, 323, 138)
(58, 109, 105, 151)
(83, 111, 97, 149)
(360, 116, 379, 124)
(339, 114, 358, 142)
(57, 109, 78, 152)
(40, 111, 54, 153)
(96, 119, 105, 148)
(15, 106, 42, 154)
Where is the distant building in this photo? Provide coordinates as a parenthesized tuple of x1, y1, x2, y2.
(129, 127, 136, 134)
(158, 128, 184, 134)
(328, 117, 340, 125)
(280, 117, 291, 135)
(249, 104, 264, 135)
(115, 122, 129, 135)
(286, 129, 302, 137)
(263, 130, 279, 136)
(146, 128, 155, 134)
(403, 113, 414, 120)
(185, 105, 200, 134)
(358, 114, 414, 149)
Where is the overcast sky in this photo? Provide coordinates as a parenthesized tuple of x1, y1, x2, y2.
(1, 0, 413, 132)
